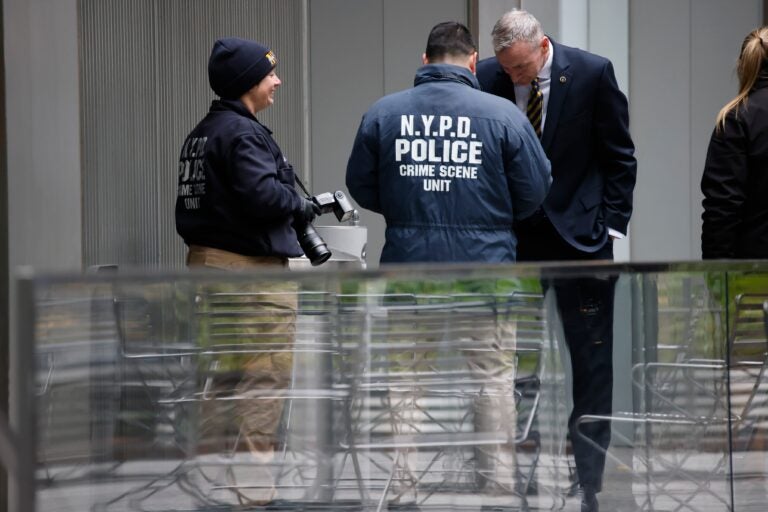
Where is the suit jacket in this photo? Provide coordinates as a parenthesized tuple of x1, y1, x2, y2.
(477, 39, 637, 253)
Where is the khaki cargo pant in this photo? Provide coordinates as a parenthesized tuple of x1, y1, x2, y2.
(188, 245, 296, 507)
(382, 303, 517, 502)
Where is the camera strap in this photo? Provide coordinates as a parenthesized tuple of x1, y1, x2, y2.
(294, 174, 312, 199)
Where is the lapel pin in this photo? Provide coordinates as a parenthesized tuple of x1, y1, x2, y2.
(560, 76, 567, 83)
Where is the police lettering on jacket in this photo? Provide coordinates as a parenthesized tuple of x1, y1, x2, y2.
(346, 64, 551, 263)
(175, 99, 304, 258)
(395, 115, 482, 192)
(177, 136, 208, 210)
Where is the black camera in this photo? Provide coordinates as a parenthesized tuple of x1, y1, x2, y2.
(297, 190, 355, 266)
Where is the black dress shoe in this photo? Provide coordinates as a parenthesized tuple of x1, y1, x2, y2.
(578, 487, 599, 512)
(261, 499, 301, 510)
(387, 503, 420, 511)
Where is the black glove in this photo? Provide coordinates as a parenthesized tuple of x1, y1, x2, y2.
(299, 197, 322, 223)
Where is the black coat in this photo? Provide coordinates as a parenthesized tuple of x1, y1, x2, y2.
(701, 75, 768, 259)
(176, 100, 304, 258)
(477, 40, 637, 253)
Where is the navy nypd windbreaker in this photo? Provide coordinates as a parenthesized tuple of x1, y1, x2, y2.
(176, 99, 304, 258)
(346, 64, 551, 263)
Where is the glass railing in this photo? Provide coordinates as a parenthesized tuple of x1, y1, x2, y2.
(5, 261, 768, 511)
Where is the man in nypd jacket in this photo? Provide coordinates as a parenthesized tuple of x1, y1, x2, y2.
(345, 22, 551, 264)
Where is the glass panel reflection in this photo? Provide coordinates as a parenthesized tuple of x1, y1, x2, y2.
(10, 264, 768, 511)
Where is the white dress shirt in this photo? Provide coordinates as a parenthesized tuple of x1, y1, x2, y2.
(513, 37, 553, 132)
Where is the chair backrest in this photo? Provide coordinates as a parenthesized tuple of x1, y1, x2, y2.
(764, 300, 768, 347)
(730, 293, 768, 366)
(335, 292, 546, 443)
(729, 294, 768, 449)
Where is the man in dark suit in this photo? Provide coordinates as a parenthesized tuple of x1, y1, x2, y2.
(477, 9, 637, 512)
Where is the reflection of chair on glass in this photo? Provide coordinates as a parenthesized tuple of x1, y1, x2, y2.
(727, 294, 768, 452)
(191, 286, 340, 508)
(113, 294, 197, 460)
(333, 291, 546, 511)
(108, 285, 336, 510)
(35, 293, 122, 492)
(103, 290, 203, 509)
(191, 286, 297, 507)
(33, 287, 198, 511)
(508, 292, 547, 502)
(576, 292, 768, 512)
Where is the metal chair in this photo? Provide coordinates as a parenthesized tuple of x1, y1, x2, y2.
(90, 285, 203, 510)
(332, 291, 547, 511)
(31, 287, 141, 511)
(575, 291, 768, 512)
(189, 285, 341, 509)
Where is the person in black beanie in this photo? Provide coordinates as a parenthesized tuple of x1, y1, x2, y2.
(176, 36, 319, 260)
(176, 37, 318, 508)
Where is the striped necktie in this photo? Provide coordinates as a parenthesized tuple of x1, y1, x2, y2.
(527, 78, 543, 138)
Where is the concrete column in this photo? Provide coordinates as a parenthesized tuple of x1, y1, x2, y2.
(4, 2, 80, 509)
(4, 0, 82, 273)
(0, 0, 7, 508)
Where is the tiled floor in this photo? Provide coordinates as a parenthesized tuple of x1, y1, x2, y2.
(34, 448, 768, 511)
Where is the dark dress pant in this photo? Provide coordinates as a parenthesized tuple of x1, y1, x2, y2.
(516, 212, 616, 492)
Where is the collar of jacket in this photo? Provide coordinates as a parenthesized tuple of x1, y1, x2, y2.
(209, 98, 273, 133)
(756, 73, 768, 90)
(414, 63, 480, 90)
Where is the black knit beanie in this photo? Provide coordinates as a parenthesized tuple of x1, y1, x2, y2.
(208, 37, 277, 99)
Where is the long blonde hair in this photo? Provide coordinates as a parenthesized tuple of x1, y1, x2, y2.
(716, 27, 768, 131)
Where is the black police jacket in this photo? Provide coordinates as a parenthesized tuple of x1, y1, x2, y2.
(702, 75, 768, 259)
(175, 99, 304, 258)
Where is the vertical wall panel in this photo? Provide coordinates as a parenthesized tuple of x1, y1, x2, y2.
(559, 0, 588, 49)
(80, 0, 156, 267)
(310, 0, 468, 266)
(521, 0, 559, 40)
(80, 0, 308, 268)
(587, 0, 631, 261)
(588, 0, 629, 93)
(383, 0, 468, 94)
(629, 0, 692, 261)
(475, 0, 521, 58)
(0, 0, 7, 508)
(309, 0, 385, 263)
(6, 0, 81, 273)
(629, 0, 761, 261)
(689, 0, 761, 258)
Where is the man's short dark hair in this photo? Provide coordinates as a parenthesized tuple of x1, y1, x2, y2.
(425, 21, 477, 61)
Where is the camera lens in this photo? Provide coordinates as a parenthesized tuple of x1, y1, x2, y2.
(297, 223, 332, 266)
